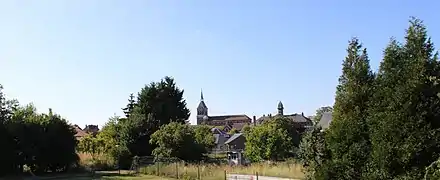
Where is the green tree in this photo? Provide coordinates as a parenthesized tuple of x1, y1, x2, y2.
(150, 122, 207, 161)
(137, 76, 190, 127)
(193, 125, 215, 151)
(367, 18, 440, 179)
(245, 117, 300, 162)
(312, 106, 333, 125)
(298, 127, 332, 180)
(122, 93, 136, 118)
(324, 38, 374, 180)
(116, 76, 190, 158)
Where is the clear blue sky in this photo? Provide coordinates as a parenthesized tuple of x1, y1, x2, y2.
(0, 1, 438, 127)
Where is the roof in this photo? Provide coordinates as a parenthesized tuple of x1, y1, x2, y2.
(231, 123, 248, 131)
(208, 115, 251, 122)
(197, 101, 207, 110)
(318, 112, 333, 130)
(224, 133, 243, 144)
(211, 127, 227, 134)
(213, 134, 230, 144)
(73, 125, 88, 138)
(257, 113, 313, 125)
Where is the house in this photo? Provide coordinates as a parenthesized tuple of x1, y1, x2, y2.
(196, 91, 252, 132)
(317, 112, 332, 130)
(73, 125, 88, 140)
(83, 124, 99, 136)
(224, 133, 246, 151)
(212, 133, 230, 153)
(257, 101, 313, 133)
(73, 124, 100, 140)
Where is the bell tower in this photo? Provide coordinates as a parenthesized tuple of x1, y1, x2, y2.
(277, 101, 284, 115)
(196, 90, 208, 124)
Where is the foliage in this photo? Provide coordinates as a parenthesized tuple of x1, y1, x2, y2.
(298, 127, 331, 180)
(323, 37, 374, 180)
(193, 125, 215, 150)
(312, 106, 333, 125)
(122, 93, 136, 118)
(241, 125, 252, 134)
(302, 17, 440, 180)
(0, 86, 78, 176)
(245, 116, 300, 162)
(366, 17, 440, 179)
(136, 76, 190, 127)
(150, 122, 212, 161)
(425, 158, 440, 180)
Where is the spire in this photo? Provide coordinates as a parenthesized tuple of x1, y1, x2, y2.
(197, 89, 208, 116)
(277, 101, 284, 115)
(201, 89, 204, 101)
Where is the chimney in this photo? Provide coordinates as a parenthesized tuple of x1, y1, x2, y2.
(253, 116, 256, 126)
(301, 112, 304, 116)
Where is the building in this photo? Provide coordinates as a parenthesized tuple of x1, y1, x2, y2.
(224, 133, 246, 151)
(256, 101, 313, 133)
(317, 112, 333, 130)
(73, 124, 100, 140)
(83, 124, 100, 136)
(196, 91, 252, 131)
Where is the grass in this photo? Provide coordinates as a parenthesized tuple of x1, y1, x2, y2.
(78, 152, 116, 171)
(139, 161, 304, 180)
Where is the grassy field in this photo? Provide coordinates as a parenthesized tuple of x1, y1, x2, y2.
(140, 161, 304, 180)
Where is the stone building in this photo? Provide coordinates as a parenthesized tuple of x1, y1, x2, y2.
(196, 91, 252, 131)
(257, 101, 313, 133)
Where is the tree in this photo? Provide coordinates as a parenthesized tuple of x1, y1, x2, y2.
(324, 38, 374, 179)
(122, 93, 136, 118)
(367, 18, 440, 179)
(298, 127, 332, 180)
(193, 125, 215, 151)
(245, 116, 300, 162)
(137, 76, 190, 127)
(150, 122, 207, 161)
(112, 76, 191, 162)
(312, 106, 333, 125)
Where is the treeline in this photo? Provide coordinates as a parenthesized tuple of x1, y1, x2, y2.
(0, 86, 77, 176)
(77, 77, 215, 168)
(299, 18, 440, 179)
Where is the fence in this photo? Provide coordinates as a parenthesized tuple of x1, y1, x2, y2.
(129, 156, 303, 180)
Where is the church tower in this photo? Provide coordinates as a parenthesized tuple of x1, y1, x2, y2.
(277, 101, 284, 115)
(196, 90, 208, 125)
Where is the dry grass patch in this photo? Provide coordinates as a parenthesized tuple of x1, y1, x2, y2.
(140, 162, 304, 180)
(78, 152, 116, 171)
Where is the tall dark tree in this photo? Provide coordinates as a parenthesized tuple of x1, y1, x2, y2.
(122, 93, 136, 118)
(324, 38, 374, 179)
(368, 18, 440, 179)
(137, 76, 190, 127)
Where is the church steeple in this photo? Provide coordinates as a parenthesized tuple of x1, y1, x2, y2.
(277, 101, 284, 115)
(197, 90, 208, 116)
(200, 89, 204, 101)
(196, 89, 208, 125)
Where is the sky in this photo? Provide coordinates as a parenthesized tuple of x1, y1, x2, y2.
(0, 0, 439, 127)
